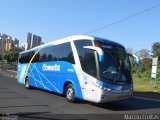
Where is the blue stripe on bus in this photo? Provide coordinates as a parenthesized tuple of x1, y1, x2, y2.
(25, 61, 84, 99)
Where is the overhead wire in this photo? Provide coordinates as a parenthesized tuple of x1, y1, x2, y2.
(86, 3, 160, 34)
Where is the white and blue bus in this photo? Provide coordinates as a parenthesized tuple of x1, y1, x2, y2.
(17, 35, 140, 103)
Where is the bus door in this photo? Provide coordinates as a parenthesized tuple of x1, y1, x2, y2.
(82, 49, 98, 101)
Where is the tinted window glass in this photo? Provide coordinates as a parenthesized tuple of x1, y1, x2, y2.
(19, 42, 75, 64)
(19, 52, 33, 63)
(74, 40, 97, 77)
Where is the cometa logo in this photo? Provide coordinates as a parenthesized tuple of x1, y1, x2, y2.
(42, 64, 60, 71)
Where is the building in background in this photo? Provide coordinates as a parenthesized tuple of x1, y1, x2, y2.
(23, 33, 42, 50)
(32, 35, 42, 48)
(0, 33, 6, 54)
(5, 37, 19, 51)
(0, 33, 19, 53)
(14, 38, 19, 47)
(26, 32, 32, 49)
(0, 33, 19, 60)
(24, 42, 29, 50)
(5, 39, 13, 51)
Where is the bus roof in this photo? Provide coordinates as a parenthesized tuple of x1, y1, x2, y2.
(94, 37, 125, 48)
(20, 35, 125, 54)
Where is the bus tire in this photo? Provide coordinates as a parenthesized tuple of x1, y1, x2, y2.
(25, 77, 30, 89)
(65, 84, 76, 103)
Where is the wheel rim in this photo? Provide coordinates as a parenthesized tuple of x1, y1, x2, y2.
(25, 80, 29, 88)
(67, 88, 74, 100)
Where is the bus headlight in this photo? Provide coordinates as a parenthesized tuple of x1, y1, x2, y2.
(103, 87, 112, 91)
(96, 84, 112, 91)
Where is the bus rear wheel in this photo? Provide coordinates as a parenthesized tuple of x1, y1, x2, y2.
(25, 77, 30, 89)
(65, 84, 76, 103)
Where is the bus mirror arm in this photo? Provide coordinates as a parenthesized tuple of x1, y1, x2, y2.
(128, 53, 140, 66)
(83, 46, 104, 62)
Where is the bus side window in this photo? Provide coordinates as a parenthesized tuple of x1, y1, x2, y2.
(32, 51, 39, 62)
(37, 43, 75, 64)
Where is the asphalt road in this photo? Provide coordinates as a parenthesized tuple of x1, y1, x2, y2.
(0, 70, 160, 120)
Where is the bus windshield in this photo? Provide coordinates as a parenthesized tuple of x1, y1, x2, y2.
(99, 44, 132, 84)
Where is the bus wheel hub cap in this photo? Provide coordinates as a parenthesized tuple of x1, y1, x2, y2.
(67, 88, 73, 99)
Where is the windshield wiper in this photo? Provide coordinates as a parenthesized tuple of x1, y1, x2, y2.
(113, 69, 121, 84)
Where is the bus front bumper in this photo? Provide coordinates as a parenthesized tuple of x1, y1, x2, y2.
(96, 88, 133, 103)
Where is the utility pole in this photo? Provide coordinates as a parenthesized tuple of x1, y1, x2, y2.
(151, 56, 158, 88)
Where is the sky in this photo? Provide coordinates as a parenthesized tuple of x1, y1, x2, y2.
(0, 0, 160, 52)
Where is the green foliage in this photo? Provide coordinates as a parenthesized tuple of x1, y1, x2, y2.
(5, 48, 22, 63)
(133, 76, 160, 92)
(132, 41, 160, 92)
(131, 58, 152, 80)
(132, 60, 160, 92)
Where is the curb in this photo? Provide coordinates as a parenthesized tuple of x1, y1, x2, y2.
(133, 96, 160, 103)
(7, 69, 17, 73)
(6, 70, 17, 78)
(6, 74, 17, 79)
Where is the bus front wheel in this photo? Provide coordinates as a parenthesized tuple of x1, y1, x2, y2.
(65, 84, 75, 103)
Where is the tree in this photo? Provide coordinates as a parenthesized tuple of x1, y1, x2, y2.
(135, 49, 150, 59)
(5, 48, 22, 63)
(152, 42, 160, 58)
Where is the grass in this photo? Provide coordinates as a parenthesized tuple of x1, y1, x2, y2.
(133, 76, 160, 93)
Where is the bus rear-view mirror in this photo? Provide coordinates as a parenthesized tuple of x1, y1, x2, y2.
(128, 53, 140, 66)
(83, 46, 104, 62)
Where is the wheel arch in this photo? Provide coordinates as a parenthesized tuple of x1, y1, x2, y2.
(24, 75, 29, 84)
(63, 81, 75, 95)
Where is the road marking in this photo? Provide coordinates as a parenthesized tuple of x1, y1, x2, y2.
(133, 96, 160, 103)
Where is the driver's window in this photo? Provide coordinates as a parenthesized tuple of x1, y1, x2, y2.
(74, 40, 97, 78)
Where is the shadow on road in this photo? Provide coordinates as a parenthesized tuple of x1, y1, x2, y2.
(15, 85, 160, 112)
(91, 97, 160, 111)
(0, 104, 49, 109)
(134, 91, 160, 99)
(33, 87, 160, 111)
